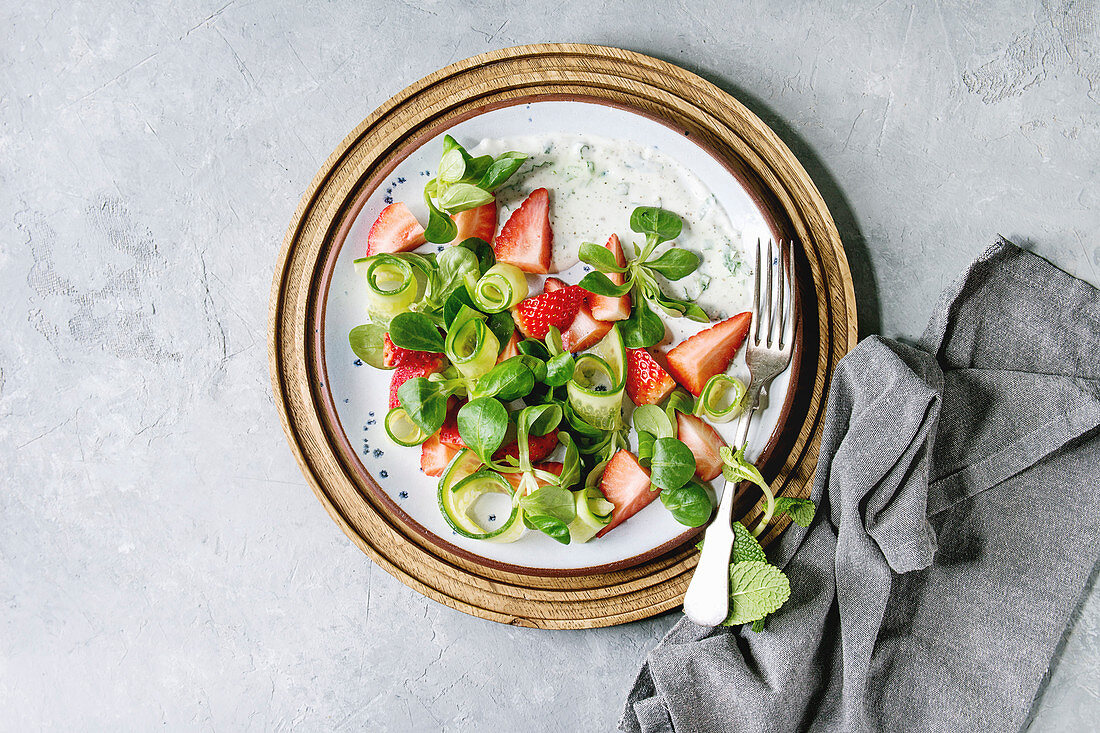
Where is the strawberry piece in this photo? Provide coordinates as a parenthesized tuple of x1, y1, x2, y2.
(676, 412, 727, 481)
(420, 434, 459, 477)
(496, 329, 522, 363)
(542, 276, 611, 351)
(511, 284, 586, 339)
(388, 359, 443, 409)
(626, 348, 676, 405)
(665, 313, 751, 395)
(560, 304, 612, 353)
(450, 201, 497, 244)
(493, 188, 552, 273)
(495, 431, 558, 463)
(595, 450, 656, 538)
(439, 405, 557, 463)
(502, 462, 564, 491)
(438, 405, 464, 447)
(382, 333, 438, 368)
(588, 234, 632, 321)
(366, 202, 426, 256)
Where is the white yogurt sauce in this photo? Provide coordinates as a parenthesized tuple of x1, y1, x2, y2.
(470, 133, 750, 319)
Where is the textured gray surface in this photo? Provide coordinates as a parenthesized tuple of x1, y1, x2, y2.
(1, 1, 1097, 730)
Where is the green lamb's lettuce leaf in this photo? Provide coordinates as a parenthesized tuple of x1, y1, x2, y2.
(388, 312, 445, 353)
(630, 206, 682, 244)
(348, 323, 389, 369)
(396, 377, 449, 434)
(457, 397, 508, 461)
(645, 247, 701, 280)
(649, 437, 696, 491)
(524, 514, 571, 545)
(659, 481, 713, 527)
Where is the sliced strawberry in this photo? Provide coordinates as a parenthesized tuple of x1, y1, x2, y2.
(588, 234, 632, 321)
(495, 431, 558, 463)
(494, 188, 552, 273)
(502, 462, 564, 490)
(388, 359, 443, 409)
(511, 284, 586, 339)
(595, 450, 656, 538)
(438, 403, 464, 447)
(560, 304, 612, 352)
(496, 329, 522, 363)
(420, 434, 459, 477)
(540, 276, 610, 350)
(366, 202, 426, 256)
(450, 201, 497, 244)
(382, 332, 439, 368)
(665, 312, 751, 395)
(626, 348, 676, 405)
(676, 412, 727, 481)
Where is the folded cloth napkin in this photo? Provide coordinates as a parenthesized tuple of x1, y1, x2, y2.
(622, 240, 1100, 733)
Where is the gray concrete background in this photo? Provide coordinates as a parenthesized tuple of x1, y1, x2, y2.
(2, 0, 1098, 730)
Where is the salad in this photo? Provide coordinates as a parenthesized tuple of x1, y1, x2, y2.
(348, 134, 815, 625)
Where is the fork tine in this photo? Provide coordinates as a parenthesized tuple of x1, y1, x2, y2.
(763, 239, 774, 347)
(776, 241, 786, 350)
(751, 238, 761, 344)
(785, 241, 795, 353)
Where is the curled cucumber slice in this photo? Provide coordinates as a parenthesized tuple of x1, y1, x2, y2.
(469, 263, 529, 313)
(384, 407, 430, 446)
(439, 466, 525, 542)
(568, 486, 614, 544)
(694, 374, 746, 423)
(567, 353, 624, 430)
(446, 315, 500, 381)
(354, 254, 419, 321)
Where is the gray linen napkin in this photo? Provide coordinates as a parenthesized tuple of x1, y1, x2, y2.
(621, 240, 1100, 733)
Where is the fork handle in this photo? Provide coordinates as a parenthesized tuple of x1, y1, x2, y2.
(683, 403, 758, 626)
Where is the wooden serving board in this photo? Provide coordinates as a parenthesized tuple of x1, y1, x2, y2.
(268, 44, 857, 629)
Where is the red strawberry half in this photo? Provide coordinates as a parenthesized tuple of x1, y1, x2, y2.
(496, 329, 522, 363)
(665, 312, 751, 395)
(595, 450, 656, 538)
(676, 412, 727, 481)
(626, 348, 676, 405)
(543, 276, 611, 351)
(366, 202, 426, 256)
(420, 434, 459, 477)
(450, 201, 497, 244)
(512, 282, 586, 339)
(560, 305, 612, 353)
(388, 359, 443, 409)
(493, 188, 552, 273)
(383, 333, 439, 368)
(588, 234, 632, 321)
(495, 431, 558, 463)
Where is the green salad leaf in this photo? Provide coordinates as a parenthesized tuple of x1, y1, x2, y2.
(348, 323, 388, 369)
(457, 397, 508, 461)
(659, 481, 713, 527)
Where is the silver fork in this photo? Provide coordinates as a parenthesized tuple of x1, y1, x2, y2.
(683, 238, 796, 627)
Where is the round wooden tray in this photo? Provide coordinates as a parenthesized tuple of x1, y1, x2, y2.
(269, 44, 857, 629)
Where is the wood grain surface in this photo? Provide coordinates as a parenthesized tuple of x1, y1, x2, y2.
(268, 44, 857, 629)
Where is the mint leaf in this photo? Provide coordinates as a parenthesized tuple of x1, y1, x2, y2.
(774, 497, 816, 528)
(732, 521, 766, 564)
(722, 561, 791, 626)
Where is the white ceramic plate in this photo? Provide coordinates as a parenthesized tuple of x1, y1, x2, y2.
(321, 100, 794, 573)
